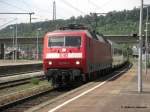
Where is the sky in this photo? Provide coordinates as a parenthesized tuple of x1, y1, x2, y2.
(0, 0, 150, 29)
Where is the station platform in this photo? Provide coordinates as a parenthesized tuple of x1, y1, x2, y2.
(0, 71, 44, 84)
(27, 64, 150, 112)
(0, 60, 42, 66)
(0, 60, 43, 76)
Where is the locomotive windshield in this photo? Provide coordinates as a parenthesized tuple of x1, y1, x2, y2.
(49, 37, 64, 47)
(48, 36, 81, 47)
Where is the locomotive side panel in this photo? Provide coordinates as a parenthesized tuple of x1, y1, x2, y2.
(85, 36, 112, 73)
(84, 35, 93, 73)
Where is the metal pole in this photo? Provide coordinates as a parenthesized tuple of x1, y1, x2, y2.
(138, 0, 143, 93)
(10, 26, 14, 60)
(53, 1, 56, 21)
(29, 13, 32, 24)
(36, 30, 39, 60)
(3, 44, 5, 60)
(15, 21, 18, 61)
(145, 7, 149, 75)
(12, 27, 15, 60)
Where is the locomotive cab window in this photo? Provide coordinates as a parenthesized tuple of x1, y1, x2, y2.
(48, 36, 81, 47)
(48, 37, 64, 47)
(65, 36, 81, 47)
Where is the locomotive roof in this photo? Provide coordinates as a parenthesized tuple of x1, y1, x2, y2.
(108, 40, 123, 49)
(47, 24, 108, 43)
(52, 29, 89, 33)
(50, 30, 108, 43)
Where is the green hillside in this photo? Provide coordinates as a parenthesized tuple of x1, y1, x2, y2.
(0, 7, 150, 38)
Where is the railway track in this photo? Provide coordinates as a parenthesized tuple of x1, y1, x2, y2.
(0, 87, 70, 112)
(0, 70, 42, 77)
(0, 63, 130, 112)
(0, 75, 45, 90)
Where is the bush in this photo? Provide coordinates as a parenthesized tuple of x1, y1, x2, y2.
(30, 78, 40, 85)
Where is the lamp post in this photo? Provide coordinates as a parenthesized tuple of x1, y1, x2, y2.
(9, 26, 15, 60)
(144, 5, 150, 75)
(138, 0, 143, 93)
(144, 22, 150, 75)
(36, 28, 41, 60)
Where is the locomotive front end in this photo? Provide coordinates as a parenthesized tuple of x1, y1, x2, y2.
(43, 32, 85, 87)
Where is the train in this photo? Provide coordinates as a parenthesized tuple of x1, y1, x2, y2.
(43, 24, 128, 87)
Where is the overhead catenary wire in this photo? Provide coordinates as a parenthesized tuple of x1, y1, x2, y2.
(60, 0, 85, 15)
(59, 0, 89, 21)
(18, 0, 32, 11)
(18, 0, 60, 21)
(88, 0, 103, 11)
(0, 0, 50, 23)
(14, 0, 52, 17)
(59, 0, 99, 30)
(0, 0, 29, 12)
(88, 0, 113, 13)
(0, 18, 17, 29)
(97, 0, 113, 10)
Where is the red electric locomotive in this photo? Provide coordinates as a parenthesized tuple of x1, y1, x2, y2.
(43, 24, 112, 86)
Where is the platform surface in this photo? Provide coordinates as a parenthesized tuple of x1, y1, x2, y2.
(0, 60, 42, 66)
(0, 71, 44, 84)
(27, 64, 150, 112)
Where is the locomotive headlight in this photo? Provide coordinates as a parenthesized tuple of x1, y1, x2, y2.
(75, 61, 80, 65)
(48, 61, 52, 65)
